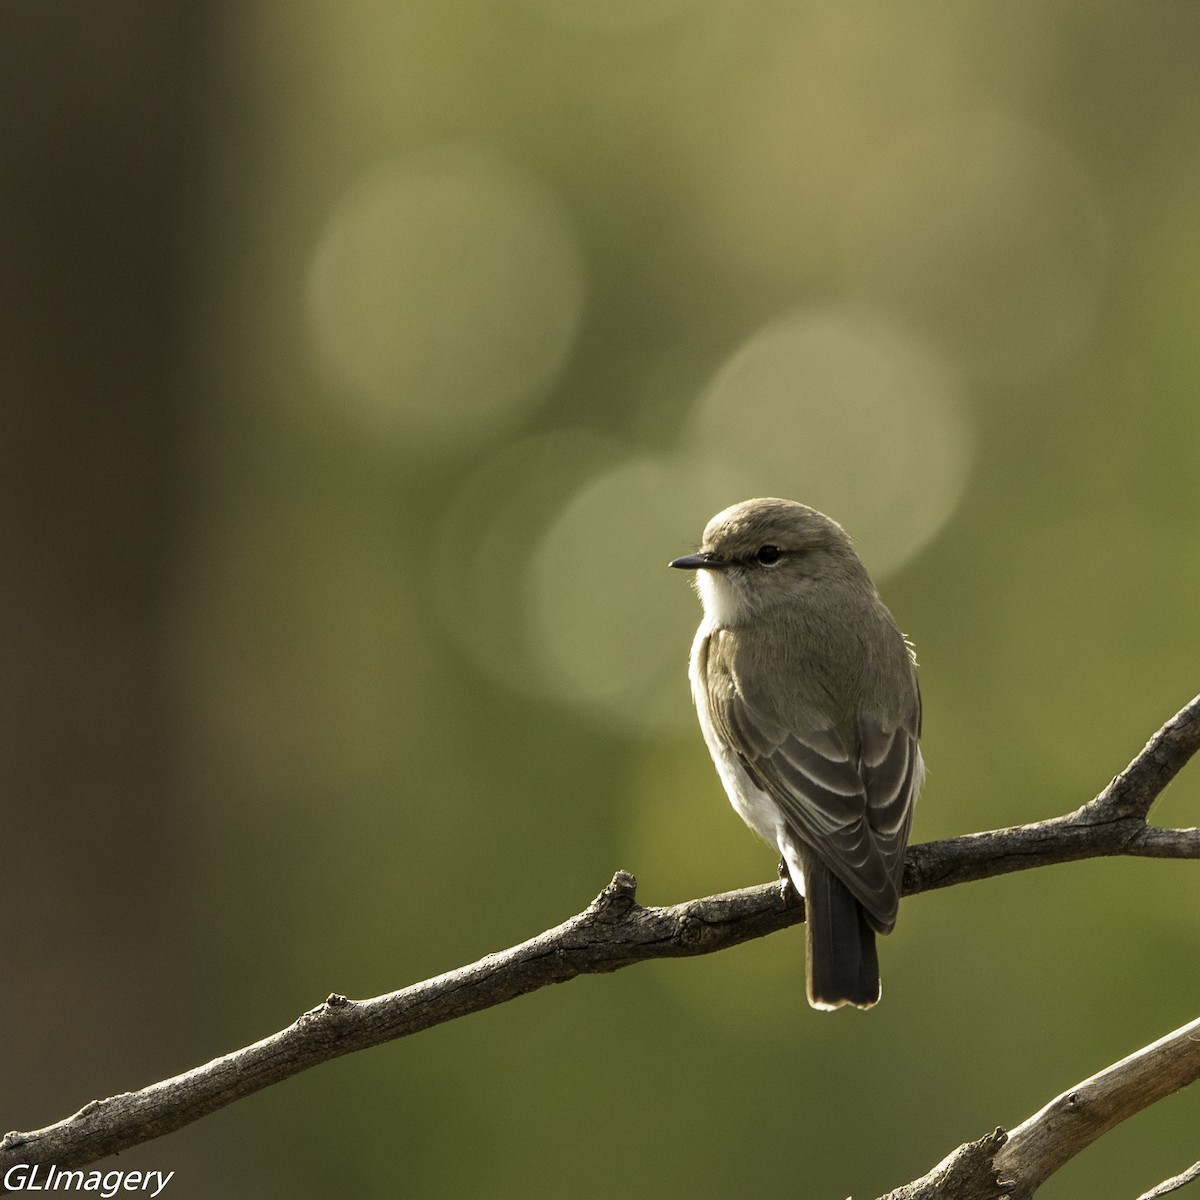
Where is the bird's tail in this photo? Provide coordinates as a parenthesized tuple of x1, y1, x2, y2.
(800, 850, 881, 1010)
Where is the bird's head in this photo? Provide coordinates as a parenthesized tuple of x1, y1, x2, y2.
(670, 497, 869, 626)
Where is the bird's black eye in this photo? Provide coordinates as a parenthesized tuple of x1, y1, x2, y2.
(755, 544, 781, 565)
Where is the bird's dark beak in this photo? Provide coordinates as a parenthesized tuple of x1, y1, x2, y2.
(669, 552, 723, 570)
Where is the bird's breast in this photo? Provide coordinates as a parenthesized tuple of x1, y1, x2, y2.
(689, 626, 790, 857)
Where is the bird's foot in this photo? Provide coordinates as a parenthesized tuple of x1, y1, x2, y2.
(777, 858, 797, 905)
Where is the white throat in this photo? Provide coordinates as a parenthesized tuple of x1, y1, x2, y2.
(696, 568, 750, 629)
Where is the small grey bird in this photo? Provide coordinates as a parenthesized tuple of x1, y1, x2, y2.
(671, 498, 923, 1010)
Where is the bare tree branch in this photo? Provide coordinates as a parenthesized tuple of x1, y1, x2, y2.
(2, 694, 1199, 1183)
(878, 1014, 1200, 1200)
(903, 691, 1200, 894)
(876, 1129, 1010, 1200)
(994, 1016, 1200, 1198)
(1137, 1160, 1200, 1200)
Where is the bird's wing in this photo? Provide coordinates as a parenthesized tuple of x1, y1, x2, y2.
(708, 669, 921, 933)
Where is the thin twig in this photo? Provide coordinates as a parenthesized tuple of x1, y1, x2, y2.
(2, 694, 1199, 1180)
(1137, 1160, 1200, 1200)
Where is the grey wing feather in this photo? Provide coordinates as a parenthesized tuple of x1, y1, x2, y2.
(716, 689, 921, 933)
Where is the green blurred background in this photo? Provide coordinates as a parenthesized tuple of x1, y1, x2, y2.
(3, 2, 1199, 1197)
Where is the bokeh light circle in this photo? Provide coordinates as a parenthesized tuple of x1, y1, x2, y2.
(434, 430, 622, 698)
(686, 306, 974, 578)
(840, 112, 1110, 377)
(525, 454, 739, 730)
(307, 144, 585, 451)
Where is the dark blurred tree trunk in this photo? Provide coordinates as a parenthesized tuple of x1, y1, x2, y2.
(0, 0, 209, 1126)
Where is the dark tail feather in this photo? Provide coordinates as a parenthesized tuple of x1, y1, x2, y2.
(800, 852, 881, 1010)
